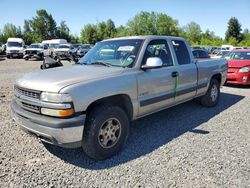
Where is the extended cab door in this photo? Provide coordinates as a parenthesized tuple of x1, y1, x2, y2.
(137, 39, 177, 116)
(170, 39, 198, 103)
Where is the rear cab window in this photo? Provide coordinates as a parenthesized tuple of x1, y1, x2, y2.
(171, 40, 191, 65)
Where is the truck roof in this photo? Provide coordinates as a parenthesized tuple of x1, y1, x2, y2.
(102, 35, 185, 42)
(42, 39, 67, 44)
(7, 38, 24, 43)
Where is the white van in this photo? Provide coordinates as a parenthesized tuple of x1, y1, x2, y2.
(42, 39, 67, 57)
(6, 38, 25, 58)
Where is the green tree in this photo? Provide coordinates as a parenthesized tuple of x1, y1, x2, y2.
(126, 11, 179, 36)
(57, 21, 71, 42)
(239, 29, 250, 47)
(225, 17, 242, 42)
(80, 24, 98, 44)
(184, 22, 202, 45)
(156, 13, 179, 36)
(104, 19, 116, 39)
(1, 23, 22, 42)
(31, 9, 57, 41)
(115, 25, 129, 37)
(127, 11, 157, 35)
(97, 21, 106, 41)
(23, 20, 34, 44)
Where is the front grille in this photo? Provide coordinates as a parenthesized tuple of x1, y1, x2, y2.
(10, 50, 19, 53)
(15, 86, 41, 99)
(21, 102, 40, 113)
(228, 68, 238, 74)
(26, 50, 37, 55)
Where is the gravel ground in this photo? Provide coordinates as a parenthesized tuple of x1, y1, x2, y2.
(0, 57, 249, 188)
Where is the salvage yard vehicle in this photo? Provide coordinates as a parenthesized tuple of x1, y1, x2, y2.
(42, 39, 68, 57)
(77, 44, 91, 57)
(6, 38, 25, 58)
(11, 36, 227, 160)
(24, 43, 49, 60)
(226, 49, 250, 85)
(0, 43, 4, 54)
(53, 44, 71, 59)
(192, 49, 210, 59)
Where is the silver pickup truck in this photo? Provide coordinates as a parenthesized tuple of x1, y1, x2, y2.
(11, 36, 227, 160)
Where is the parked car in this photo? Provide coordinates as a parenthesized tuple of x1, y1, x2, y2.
(211, 50, 231, 59)
(226, 49, 250, 85)
(11, 36, 227, 160)
(53, 44, 71, 59)
(69, 44, 82, 56)
(0, 43, 3, 54)
(192, 49, 210, 59)
(42, 39, 68, 57)
(6, 38, 25, 58)
(191, 46, 202, 50)
(23, 43, 49, 60)
(77, 44, 91, 57)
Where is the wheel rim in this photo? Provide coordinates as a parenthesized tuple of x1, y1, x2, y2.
(211, 84, 218, 102)
(98, 118, 121, 148)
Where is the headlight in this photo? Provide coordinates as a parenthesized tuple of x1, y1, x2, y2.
(239, 67, 250, 73)
(40, 92, 72, 103)
(41, 108, 74, 117)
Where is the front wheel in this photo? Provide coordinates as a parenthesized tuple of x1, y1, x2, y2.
(82, 105, 129, 160)
(200, 79, 220, 107)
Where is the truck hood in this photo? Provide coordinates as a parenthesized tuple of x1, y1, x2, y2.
(16, 65, 124, 93)
(7, 46, 23, 51)
(228, 60, 250, 68)
(54, 48, 69, 52)
(25, 48, 43, 51)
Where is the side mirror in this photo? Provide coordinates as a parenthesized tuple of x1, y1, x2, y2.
(141, 57, 163, 70)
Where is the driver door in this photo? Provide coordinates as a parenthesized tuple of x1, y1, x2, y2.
(137, 39, 177, 116)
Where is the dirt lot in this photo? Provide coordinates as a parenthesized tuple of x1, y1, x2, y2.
(0, 57, 249, 187)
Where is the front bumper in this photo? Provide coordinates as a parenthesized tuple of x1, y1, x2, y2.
(24, 54, 43, 60)
(227, 72, 250, 85)
(11, 101, 86, 148)
(7, 52, 23, 58)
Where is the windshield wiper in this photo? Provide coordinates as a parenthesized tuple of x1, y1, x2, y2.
(90, 61, 112, 67)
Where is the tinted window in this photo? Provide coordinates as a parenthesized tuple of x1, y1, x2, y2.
(142, 39, 173, 66)
(172, 40, 191, 65)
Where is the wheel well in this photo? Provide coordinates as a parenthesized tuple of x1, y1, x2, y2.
(85, 94, 133, 121)
(211, 74, 222, 85)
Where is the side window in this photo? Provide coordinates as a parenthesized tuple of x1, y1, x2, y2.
(142, 39, 173, 66)
(172, 40, 191, 65)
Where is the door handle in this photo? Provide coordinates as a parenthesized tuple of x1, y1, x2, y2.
(172, 71, 179, 77)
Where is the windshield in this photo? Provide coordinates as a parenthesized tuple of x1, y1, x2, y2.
(80, 45, 91, 49)
(72, 44, 81, 49)
(7, 42, 22, 47)
(58, 45, 70, 49)
(29, 44, 43, 49)
(230, 52, 250, 60)
(50, 43, 59, 48)
(79, 39, 143, 67)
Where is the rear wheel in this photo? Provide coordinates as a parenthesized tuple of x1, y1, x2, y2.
(200, 79, 220, 107)
(82, 105, 129, 160)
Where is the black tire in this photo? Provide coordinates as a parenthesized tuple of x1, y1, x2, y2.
(7, 55, 10, 59)
(200, 79, 220, 107)
(24, 57, 29, 61)
(82, 105, 129, 160)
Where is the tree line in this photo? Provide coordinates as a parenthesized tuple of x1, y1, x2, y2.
(0, 9, 249, 47)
